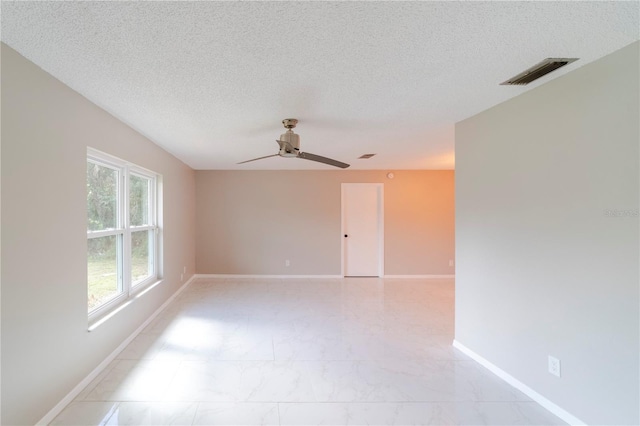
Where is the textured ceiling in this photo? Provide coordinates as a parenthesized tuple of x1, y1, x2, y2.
(1, 1, 638, 170)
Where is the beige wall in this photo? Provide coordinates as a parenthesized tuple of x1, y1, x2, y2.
(196, 170, 454, 275)
(455, 42, 639, 424)
(1, 43, 196, 425)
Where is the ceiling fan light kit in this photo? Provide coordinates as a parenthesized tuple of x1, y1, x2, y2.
(239, 118, 350, 169)
(277, 119, 300, 158)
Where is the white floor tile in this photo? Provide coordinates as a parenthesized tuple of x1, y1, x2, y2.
(104, 402, 197, 425)
(164, 360, 244, 402)
(192, 402, 279, 425)
(53, 277, 566, 426)
(279, 402, 442, 425)
(50, 401, 119, 426)
(279, 401, 566, 425)
(82, 359, 181, 402)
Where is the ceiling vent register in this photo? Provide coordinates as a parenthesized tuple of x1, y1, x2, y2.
(501, 58, 578, 86)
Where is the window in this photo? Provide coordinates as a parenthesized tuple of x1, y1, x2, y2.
(87, 149, 159, 318)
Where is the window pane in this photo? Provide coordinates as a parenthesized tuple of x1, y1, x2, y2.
(88, 235, 122, 312)
(87, 162, 118, 231)
(130, 174, 150, 226)
(131, 230, 153, 284)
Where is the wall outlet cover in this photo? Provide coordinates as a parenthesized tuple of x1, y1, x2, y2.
(548, 355, 561, 377)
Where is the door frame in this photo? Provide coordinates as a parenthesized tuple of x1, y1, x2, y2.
(340, 183, 384, 277)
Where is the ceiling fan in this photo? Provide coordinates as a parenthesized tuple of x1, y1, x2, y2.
(238, 119, 350, 169)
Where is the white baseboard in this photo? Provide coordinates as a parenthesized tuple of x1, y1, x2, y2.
(36, 276, 197, 426)
(452, 340, 586, 426)
(384, 274, 455, 279)
(196, 274, 454, 279)
(195, 274, 343, 279)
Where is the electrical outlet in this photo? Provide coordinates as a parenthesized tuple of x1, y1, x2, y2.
(548, 356, 561, 377)
(449, 259, 454, 267)
(285, 259, 290, 267)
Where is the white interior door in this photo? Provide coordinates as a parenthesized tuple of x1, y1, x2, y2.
(342, 183, 383, 277)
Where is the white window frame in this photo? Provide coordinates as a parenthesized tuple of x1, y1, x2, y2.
(87, 148, 160, 321)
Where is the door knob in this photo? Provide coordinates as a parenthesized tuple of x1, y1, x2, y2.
(344, 234, 348, 237)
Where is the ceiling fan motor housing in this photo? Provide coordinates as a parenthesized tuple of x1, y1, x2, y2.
(279, 130, 300, 157)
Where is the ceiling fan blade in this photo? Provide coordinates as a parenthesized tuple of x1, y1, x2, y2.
(298, 152, 350, 169)
(237, 154, 279, 165)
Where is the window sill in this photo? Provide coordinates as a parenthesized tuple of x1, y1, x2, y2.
(88, 279, 163, 332)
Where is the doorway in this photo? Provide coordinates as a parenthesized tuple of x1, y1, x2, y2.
(341, 183, 384, 277)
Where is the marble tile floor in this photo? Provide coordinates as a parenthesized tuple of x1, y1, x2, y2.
(52, 277, 566, 425)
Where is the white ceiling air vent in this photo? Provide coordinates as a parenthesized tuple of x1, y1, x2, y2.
(358, 154, 376, 159)
(500, 58, 578, 85)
